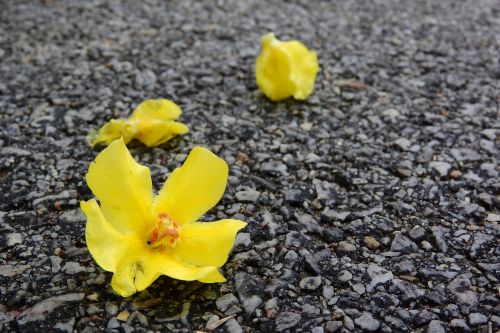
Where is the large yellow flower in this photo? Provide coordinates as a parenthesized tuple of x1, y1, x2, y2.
(255, 33, 319, 101)
(80, 139, 246, 297)
(89, 99, 189, 147)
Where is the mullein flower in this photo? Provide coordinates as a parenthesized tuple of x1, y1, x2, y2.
(89, 99, 188, 147)
(81, 138, 246, 297)
(255, 33, 319, 101)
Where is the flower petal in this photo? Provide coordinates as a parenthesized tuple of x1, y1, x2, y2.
(130, 99, 182, 122)
(146, 251, 219, 282)
(110, 248, 222, 297)
(110, 247, 162, 297)
(86, 138, 155, 236)
(255, 33, 295, 101)
(90, 119, 136, 147)
(198, 268, 226, 283)
(285, 41, 319, 100)
(81, 199, 132, 272)
(135, 121, 189, 147)
(154, 146, 228, 225)
(255, 33, 319, 101)
(172, 219, 247, 267)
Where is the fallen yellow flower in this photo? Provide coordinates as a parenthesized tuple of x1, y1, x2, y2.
(80, 138, 246, 297)
(89, 99, 189, 147)
(255, 32, 319, 101)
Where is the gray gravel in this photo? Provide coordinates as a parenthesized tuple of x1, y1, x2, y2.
(1, 0, 499, 332)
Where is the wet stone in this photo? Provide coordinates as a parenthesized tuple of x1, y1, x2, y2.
(392, 279, 425, 302)
(354, 312, 380, 332)
(299, 276, 322, 290)
(366, 264, 393, 292)
(216, 293, 239, 312)
(338, 270, 353, 282)
(449, 318, 471, 332)
(5, 233, 23, 247)
(235, 190, 260, 202)
(447, 278, 479, 312)
(468, 312, 488, 325)
(451, 148, 481, 162)
(426, 320, 446, 333)
(390, 233, 418, 253)
(235, 272, 263, 316)
(431, 226, 449, 253)
(283, 189, 305, 206)
(323, 228, 345, 243)
(408, 228, 426, 241)
(429, 161, 452, 177)
(225, 318, 243, 333)
(363, 236, 380, 249)
(337, 241, 356, 257)
(324, 320, 343, 333)
(275, 312, 301, 332)
(54, 317, 75, 333)
(61, 262, 86, 275)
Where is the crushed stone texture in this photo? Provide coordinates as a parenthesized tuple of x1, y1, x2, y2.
(0, 0, 499, 332)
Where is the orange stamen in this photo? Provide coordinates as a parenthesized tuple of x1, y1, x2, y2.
(148, 212, 180, 248)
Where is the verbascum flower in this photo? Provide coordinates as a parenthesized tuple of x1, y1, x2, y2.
(255, 33, 319, 101)
(80, 138, 246, 297)
(89, 99, 189, 147)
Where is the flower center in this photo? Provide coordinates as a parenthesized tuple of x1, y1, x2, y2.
(147, 212, 180, 249)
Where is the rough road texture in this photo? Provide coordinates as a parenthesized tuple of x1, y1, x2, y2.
(1, 0, 499, 332)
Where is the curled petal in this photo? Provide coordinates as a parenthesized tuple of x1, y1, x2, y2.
(130, 99, 188, 147)
(154, 146, 228, 225)
(90, 99, 188, 148)
(135, 121, 189, 147)
(285, 41, 319, 100)
(86, 138, 155, 236)
(255, 33, 319, 101)
(256, 34, 295, 101)
(130, 99, 182, 121)
(111, 249, 160, 297)
(110, 248, 223, 297)
(89, 119, 136, 147)
(172, 219, 247, 267)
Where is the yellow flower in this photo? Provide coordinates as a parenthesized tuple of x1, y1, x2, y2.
(255, 33, 319, 101)
(80, 138, 247, 297)
(89, 99, 189, 147)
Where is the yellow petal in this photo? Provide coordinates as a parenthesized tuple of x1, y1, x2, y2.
(90, 119, 136, 147)
(255, 33, 319, 101)
(285, 41, 319, 100)
(86, 138, 155, 236)
(198, 268, 226, 283)
(146, 251, 218, 282)
(129, 99, 188, 147)
(135, 121, 189, 147)
(154, 146, 228, 225)
(256, 33, 295, 101)
(110, 246, 160, 297)
(130, 99, 182, 121)
(110, 247, 222, 297)
(172, 219, 247, 267)
(81, 199, 132, 272)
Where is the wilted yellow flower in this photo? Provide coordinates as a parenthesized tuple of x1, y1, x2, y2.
(255, 33, 319, 102)
(80, 138, 246, 297)
(89, 99, 189, 147)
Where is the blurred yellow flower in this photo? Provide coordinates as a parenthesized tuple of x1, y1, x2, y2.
(255, 33, 319, 101)
(89, 99, 189, 147)
(80, 139, 246, 297)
